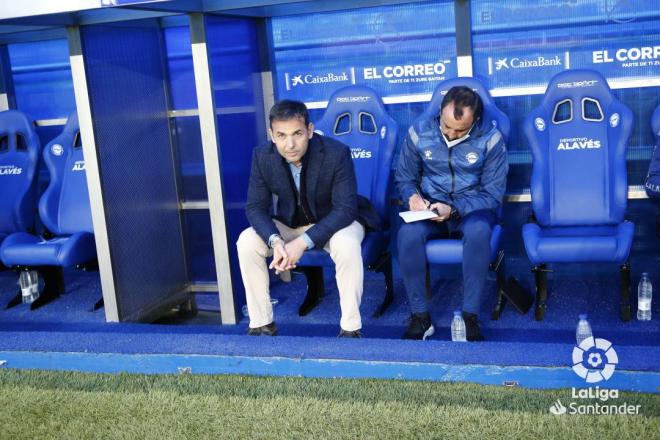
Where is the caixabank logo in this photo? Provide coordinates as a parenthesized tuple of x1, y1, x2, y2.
(284, 68, 356, 91)
(549, 338, 642, 416)
(487, 52, 567, 75)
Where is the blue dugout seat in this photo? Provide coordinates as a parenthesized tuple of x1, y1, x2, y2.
(522, 69, 634, 321)
(0, 110, 40, 250)
(295, 85, 398, 317)
(419, 77, 510, 320)
(1, 112, 96, 310)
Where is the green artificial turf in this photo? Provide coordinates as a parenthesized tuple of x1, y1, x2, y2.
(0, 369, 657, 439)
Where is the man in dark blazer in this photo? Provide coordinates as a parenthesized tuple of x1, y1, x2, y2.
(237, 100, 366, 338)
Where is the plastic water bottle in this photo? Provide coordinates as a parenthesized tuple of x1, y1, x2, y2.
(19, 270, 39, 304)
(29, 270, 40, 297)
(637, 273, 652, 321)
(241, 298, 279, 318)
(576, 314, 592, 346)
(451, 310, 467, 342)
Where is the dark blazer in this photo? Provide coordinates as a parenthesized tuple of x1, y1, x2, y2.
(245, 133, 360, 247)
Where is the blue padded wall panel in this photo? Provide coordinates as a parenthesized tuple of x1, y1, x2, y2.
(172, 116, 207, 201)
(81, 22, 188, 321)
(163, 26, 197, 111)
(182, 209, 249, 289)
(216, 114, 262, 204)
(207, 17, 264, 111)
(8, 39, 75, 120)
(183, 210, 215, 282)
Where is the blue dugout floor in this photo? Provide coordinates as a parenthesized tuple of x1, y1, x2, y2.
(0, 256, 658, 393)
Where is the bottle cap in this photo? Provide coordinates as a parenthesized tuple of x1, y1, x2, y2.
(453, 310, 462, 317)
(579, 313, 588, 320)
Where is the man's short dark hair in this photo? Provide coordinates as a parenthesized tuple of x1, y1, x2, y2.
(440, 86, 483, 122)
(269, 100, 310, 127)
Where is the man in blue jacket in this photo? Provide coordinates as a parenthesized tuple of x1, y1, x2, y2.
(647, 147, 660, 199)
(396, 86, 508, 341)
(646, 113, 660, 236)
(237, 100, 365, 338)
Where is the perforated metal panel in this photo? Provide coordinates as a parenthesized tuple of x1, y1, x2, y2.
(81, 21, 187, 321)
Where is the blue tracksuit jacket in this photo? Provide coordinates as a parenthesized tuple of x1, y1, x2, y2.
(395, 116, 508, 216)
(645, 144, 660, 198)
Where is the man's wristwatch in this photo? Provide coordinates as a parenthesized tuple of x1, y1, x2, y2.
(268, 234, 284, 249)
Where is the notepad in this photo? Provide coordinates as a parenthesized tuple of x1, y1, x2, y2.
(398, 210, 438, 223)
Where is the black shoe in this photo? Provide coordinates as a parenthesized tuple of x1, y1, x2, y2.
(338, 329, 362, 338)
(403, 312, 435, 340)
(463, 312, 484, 342)
(247, 322, 277, 336)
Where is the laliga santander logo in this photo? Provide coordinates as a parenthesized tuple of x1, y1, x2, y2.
(549, 337, 641, 416)
(572, 337, 618, 383)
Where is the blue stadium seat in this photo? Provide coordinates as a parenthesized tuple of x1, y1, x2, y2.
(1, 112, 96, 310)
(419, 77, 510, 320)
(522, 69, 634, 321)
(295, 85, 398, 317)
(0, 110, 40, 250)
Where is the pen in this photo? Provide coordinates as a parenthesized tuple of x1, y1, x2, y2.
(415, 187, 442, 216)
(414, 187, 431, 210)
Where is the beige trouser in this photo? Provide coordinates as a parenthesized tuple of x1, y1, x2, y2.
(236, 220, 365, 331)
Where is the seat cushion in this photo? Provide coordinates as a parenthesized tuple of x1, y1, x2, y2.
(425, 224, 502, 265)
(297, 231, 388, 268)
(0, 231, 96, 266)
(297, 248, 333, 267)
(522, 221, 634, 265)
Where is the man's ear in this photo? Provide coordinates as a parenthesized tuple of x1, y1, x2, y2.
(268, 128, 273, 140)
(307, 123, 314, 139)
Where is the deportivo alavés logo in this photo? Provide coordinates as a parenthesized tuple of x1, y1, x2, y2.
(51, 144, 64, 156)
(557, 137, 601, 151)
(350, 148, 372, 159)
(465, 152, 479, 165)
(572, 337, 618, 383)
(534, 117, 546, 131)
(609, 113, 620, 128)
(0, 165, 22, 176)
